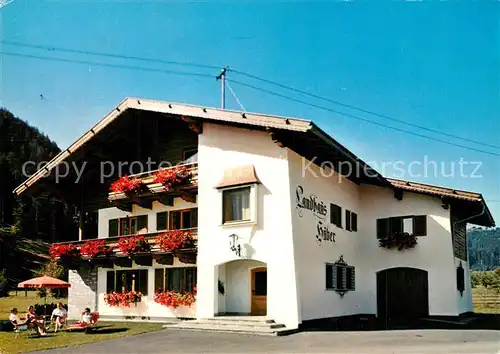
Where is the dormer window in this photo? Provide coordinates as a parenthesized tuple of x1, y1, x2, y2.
(215, 165, 260, 226)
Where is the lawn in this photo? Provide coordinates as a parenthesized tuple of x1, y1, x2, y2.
(0, 292, 163, 354)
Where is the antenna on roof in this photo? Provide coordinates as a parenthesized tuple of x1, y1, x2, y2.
(216, 66, 230, 109)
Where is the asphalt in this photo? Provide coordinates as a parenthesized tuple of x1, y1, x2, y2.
(33, 328, 500, 354)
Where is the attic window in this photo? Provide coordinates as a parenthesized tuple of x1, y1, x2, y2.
(215, 165, 261, 189)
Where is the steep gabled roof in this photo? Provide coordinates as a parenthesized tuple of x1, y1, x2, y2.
(13, 97, 388, 195)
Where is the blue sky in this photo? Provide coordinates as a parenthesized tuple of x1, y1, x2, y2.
(1, 1, 499, 223)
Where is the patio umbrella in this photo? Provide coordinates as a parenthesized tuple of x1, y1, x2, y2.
(18, 276, 71, 316)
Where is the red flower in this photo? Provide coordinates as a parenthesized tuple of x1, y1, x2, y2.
(104, 291, 142, 307)
(49, 243, 80, 259)
(152, 166, 190, 191)
(80, 240, 113, 259)
(117, 235, 150, 256)
(153, 288, 197, 308)
(110, 175, 142, 193)
(155, 230, 192, 253)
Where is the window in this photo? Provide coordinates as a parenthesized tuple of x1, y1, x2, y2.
(456, 263, 465, 295)
(377, 215, 427, 239)
(106, 269, 148, 295)
(157, 212, 168, 231)
(170, 208, 197, 230)
(109, 215, 148, 237)
(330, 204, 342, 228)
(345, 210, 358, 232)
(326, 263, 355, 292)
(223, 187, 251, 223)
(154, 267, 197, 293)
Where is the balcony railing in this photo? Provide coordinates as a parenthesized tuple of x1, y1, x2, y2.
(52, 227, 198, 257)
(108, 162, 198, 202)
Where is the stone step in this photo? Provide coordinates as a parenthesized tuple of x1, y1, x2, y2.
(188, 319, 285, 329)
(206, 316, 273, 323)
(163, 323, 295, 336)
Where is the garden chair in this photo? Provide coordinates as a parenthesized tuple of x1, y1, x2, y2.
(66, 312, 99, 333)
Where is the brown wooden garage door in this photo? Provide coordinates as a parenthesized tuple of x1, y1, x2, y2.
(377, 267, 429, 321)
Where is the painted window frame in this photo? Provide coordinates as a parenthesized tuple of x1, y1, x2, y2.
(106, 269, 148, 295)
(109, 215, 148, 237)
(220, 184, 258, 226)
(156, 208, 198, 232)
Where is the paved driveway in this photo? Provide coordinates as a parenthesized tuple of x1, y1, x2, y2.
(36, 329, 500, 354)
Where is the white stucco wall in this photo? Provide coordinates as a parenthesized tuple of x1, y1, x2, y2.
(196, 123, 301, 329)
(95, 198, 198, 319)
(96, 258, 196, 319)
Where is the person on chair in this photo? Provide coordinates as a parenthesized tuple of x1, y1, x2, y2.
(50, 302, 67, 332)
(25, 305, 47, 336)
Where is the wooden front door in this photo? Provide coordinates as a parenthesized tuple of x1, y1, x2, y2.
(251, 267, 267, 315)
(377, 267, 429, 323)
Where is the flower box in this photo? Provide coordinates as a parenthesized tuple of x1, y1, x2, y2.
(118, 236, 151, 257)
(379, 232, 417, 251)
(104, 291, 142, 307)
(154, 254, 174, 265)
(152, 166, 191, 192)
(110, 176, 143, 194)
(114, 257, 133, 268)
(80, 240, 113, 259)
(132, 253, 153, 267)
(155, 230, 193, 253)
(177, 253, 196, 264)
(153, 289, 196, 308)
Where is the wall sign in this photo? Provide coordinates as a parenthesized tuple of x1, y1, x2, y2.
(296, 185, 335, 246)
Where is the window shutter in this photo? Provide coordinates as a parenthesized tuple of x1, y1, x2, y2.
(137, 215, 148, 231)
(325, 264, 333, 289)
(389, 217, 403, 235)
(190, 208, 198, 228)
(109, 219, 119, 237)
(336, 266, 344, 290)
(377, 218, 389, 239)
(346, 266, 355, 290)
(352, 213, 358, 232)
(413, 215, 427, 236)
(156, 212, 168, 231)
(106, 271, 115, 293)
(346, 210, 351, 231)
(330, 204, 342, 228)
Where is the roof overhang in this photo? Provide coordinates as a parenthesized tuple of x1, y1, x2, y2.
(388, 178, 495, 227)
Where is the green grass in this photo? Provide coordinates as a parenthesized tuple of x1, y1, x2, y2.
(0, 292, 163, 354)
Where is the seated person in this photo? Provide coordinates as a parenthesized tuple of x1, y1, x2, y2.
(9, 308, 28, 329)
(50, 302, 67, 332)
(25, 305, 47, 336)
(81, 308, 93, 324)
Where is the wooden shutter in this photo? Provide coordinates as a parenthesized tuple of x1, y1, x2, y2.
(190, 208, 198, 228)
(346, 266, 355, 290)
(325, 264, 333, 289)
(137, 215, 148, 231)
(377, 218, 389, 239)
(330, 204, 342, 228)
(352, 213, 358, 232)
(413, 215, 427, 236)
(389, 217, 403, 235)
(346, 210, 352, 231)
(156, 212, 168, 231)
(106, 271, 115, 293)
(109, 219, 119, 237)
(336, 266, 344, 290)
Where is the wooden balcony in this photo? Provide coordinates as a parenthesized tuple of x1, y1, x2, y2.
(52, 228, 198, 268)
(108, 163, 198, 210)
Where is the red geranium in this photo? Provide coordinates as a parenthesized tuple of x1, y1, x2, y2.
(117, 235, 150, 256)
(49, 243, 80, 259)
(80, 240, 113, 259)
(152, 166, 190, 191)
(153, 288, 196, 308)
(110, 175, 142, 193)
(104, 291, 142, 307)
(155, 230, 192, 253)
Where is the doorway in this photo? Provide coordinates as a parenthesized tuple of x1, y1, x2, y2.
(250, 267, 267, 315)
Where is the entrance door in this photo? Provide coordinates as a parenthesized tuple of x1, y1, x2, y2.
(250, 267, 267, 315)
(377, 267, 429, 323)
